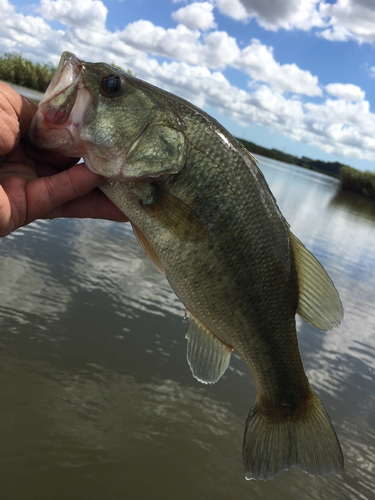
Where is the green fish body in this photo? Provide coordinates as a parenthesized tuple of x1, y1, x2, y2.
(28, 52, 344, 480)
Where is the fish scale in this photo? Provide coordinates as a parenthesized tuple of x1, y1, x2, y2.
(28, 51, 344, 481)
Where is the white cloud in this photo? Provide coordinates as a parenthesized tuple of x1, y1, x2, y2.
(120, 21, 210, 66)
(120, 21, 320, 96)
(216, 0, 325, 31)
(0, 0, 13, 15)
(172, 2, 217, 31)
(126, 21, 235, 70)
(0, 0, 374, 164)
(215, 0, 375, 44)
(38, 0, 108, 31)
(320, 0, 375, 43)
(215, 0, 249, 21)
(302, 98, 375, 159)
(238, 39, 321, 96)
(202, 30, 241, 67)
(0, 0, 61, 55)
(325, 83, 365, 102)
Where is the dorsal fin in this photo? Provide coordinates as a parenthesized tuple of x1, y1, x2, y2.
(290, 231, 343, 330)
(185, 312, 232, 384)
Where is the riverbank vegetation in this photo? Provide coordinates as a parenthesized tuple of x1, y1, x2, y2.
(340, 166, 375, 200)
(238, 139, 375, 200)
(0, 52, 56, 92)
(0, 52, 133, 92)
(237, 138, 343, 178)
(238, 138, 375, 200)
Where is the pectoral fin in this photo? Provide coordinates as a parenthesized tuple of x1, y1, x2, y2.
(141, 184, 208, 240)
(290, 231, 343, 330)
(185, 312, 232, 384)
(131, 223, 165, 274)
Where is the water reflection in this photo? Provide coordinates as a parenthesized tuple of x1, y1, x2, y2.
(1, 354, 248, 499)
(69, 219, 184, 318)
(0, 254, 71, 322)
(0, 157, 374, 499)
(330, 189, 375, 224)
(3, 349, 373, 500)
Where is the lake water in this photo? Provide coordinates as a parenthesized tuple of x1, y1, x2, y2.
(0, 156, 374, 499)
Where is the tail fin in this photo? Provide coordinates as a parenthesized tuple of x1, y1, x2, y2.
(242, 389, 343, 481)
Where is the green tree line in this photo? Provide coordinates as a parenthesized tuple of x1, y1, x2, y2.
(237, 138, 343, 178)
(0, 52, 56, 92)
(237, 138, 375, 200)
(0, 52, 133, 93)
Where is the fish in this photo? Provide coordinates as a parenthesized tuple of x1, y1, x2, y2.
(28, 52, 344, 481)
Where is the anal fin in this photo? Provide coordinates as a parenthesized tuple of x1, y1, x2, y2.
(185, 312, 232, 384)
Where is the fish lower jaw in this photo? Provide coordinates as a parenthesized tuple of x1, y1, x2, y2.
(27, 110, 84, 157)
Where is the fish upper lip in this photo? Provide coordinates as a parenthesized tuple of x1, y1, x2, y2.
(38, 52, 84, 126)
(43, 52, 83, 98)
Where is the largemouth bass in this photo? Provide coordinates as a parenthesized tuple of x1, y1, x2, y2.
(28, 52, 344, 481)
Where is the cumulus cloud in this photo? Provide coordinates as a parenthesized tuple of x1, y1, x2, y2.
(0, 0, 61, 56)
(320, 0, 375, 43)
(215, 0, 249, 21)
(173, 0, 375, 47)
(120, 21, 205, 64)
(325, 83, 365, 102)
(38, 0, 108, 31)
(216, 0, 325, 31)
(172, 1, 217, 31)
(215, 0, 375, 44)
(121, 21, 320, 96)
(120, 21, 242, 70)
(238, 39, 321, 96)
(0, 0, 374, 163)
(0, 0, 13, 15)
(302, 98, 375, 158)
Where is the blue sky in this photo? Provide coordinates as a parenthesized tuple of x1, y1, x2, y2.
(1, 0, 375, 170)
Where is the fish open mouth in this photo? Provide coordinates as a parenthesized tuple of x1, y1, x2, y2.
(38, 52, 83, 126)
(28, 52, 93, 157)
(29, 52, 132, 177)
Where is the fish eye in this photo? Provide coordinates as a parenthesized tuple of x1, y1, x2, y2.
(99, 73, 122, 97)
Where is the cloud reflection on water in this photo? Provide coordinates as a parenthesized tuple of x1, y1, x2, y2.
(1, 159, 375, 498)
(68, 218, 185, 319)
(0, 254, 71, 323)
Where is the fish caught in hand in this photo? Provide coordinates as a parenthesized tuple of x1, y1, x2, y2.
(28, 52, 344, 481)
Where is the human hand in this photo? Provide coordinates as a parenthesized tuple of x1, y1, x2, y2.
(0, 82, 128, 237)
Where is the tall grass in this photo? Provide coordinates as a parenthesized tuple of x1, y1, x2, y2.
(0, 52, 135, 94)
(340, 165, 375, 200)
(0, 52, 56, 92)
